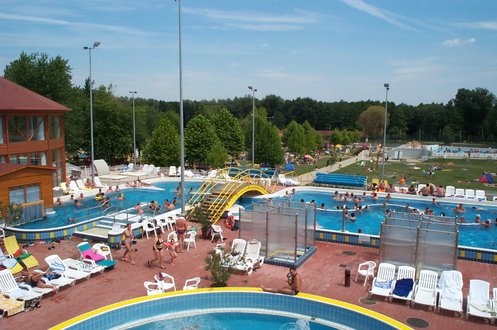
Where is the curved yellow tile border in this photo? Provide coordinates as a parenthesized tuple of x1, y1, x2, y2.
(51, 287, 411, 330)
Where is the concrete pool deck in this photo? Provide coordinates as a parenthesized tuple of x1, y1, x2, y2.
(1, 225, 496, 329)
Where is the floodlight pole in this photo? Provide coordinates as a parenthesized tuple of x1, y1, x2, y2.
(177, 0, 185, 213)
(381, 83, 389, 181)
(129, 91, 137, 168)
(83, 41, 100, 184)
(248, 86, 257, 167)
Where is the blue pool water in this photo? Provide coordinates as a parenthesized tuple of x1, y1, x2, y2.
(274, 190, 497, 250)
(127, 312, 335, 330)
(19, 181, 202, 229)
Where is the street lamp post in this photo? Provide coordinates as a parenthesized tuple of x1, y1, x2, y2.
(381, 83, 389, 181)
(177, 0, 185, 213)
(83, 41, 100, 184)
(248, 86, 257, 167)
(129, 91, 137, 168)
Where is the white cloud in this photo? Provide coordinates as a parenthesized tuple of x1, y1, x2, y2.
(339, 0, 409, 29)
(442, 37, 476, 47)
(458, 21, 497, 31)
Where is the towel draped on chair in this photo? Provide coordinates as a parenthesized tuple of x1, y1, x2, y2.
(392, 278, 414, 297)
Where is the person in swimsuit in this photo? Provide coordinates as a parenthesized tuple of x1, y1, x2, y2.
(122, 223, 135, 265)
(261, 266, 302, 295)
(147, 231, 166, 268)
(175, 217, 188, 253)
(21, 268, 58, 293)
(164, 237, 178, 264)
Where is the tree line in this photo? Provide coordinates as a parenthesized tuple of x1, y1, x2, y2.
(3, 52, 497, 166)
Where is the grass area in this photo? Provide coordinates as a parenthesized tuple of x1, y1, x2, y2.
(334, 158, 497, 195)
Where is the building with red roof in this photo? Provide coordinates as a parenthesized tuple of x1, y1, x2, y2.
(0, 77, 70, 214)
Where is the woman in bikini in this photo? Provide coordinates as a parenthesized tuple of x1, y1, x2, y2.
(148, 231, 166, 268)
(23, 268, 58, 293)
(122, 223, 135, 265)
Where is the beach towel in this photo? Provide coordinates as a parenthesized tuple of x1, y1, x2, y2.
(0, 295, 25, 317)
(49, 261, 66, 272)
(375, 280, 393, 289)
(392, 278, 414, 297)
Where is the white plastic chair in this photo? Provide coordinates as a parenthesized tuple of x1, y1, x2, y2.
(92, 243, 113, 260)
(454, 188, 465, 198)
(45, 254, 91, 281)
(232, 239, 264, 275)
(142, 219, 157, 239)
(466, 279, 493, 322)
(355, 261, 376, 287)
(411, 270, 439, 310)
(369, 263, 396, 300)
(183, 277, 201, 290)
(169, 166, 177, 176)
(166, 216, 177, 231)
(465, 189, 476, 200)
(445, 186, 455, 197)
(144, 272, 176, 295)
(210, 225, 224, 242)
(167, 231, 178, 243)
(476, 190, 487, 201)
(184, 231, 197, 251)
(390, 266, 416, 303)
(437, 270, 463, 316)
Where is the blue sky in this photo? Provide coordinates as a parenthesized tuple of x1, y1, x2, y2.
(0, 0, 496, 105)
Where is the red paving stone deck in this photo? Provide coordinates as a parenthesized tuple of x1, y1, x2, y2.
(1, 225, 497, 329)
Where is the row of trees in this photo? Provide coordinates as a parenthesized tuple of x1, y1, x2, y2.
(4, 52, 497, 166)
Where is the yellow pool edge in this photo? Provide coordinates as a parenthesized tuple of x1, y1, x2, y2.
(50, 287, 412, 330)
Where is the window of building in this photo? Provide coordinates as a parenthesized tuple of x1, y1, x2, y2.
(9, 154, 28, 165)
(28, 116, 45, 141)
(9, 184, 41, 204)
(31, 153, 40, 165)
(0, 116, 4, 144)
(51, 148, 63, 185)
(40, 152, 47, 165)
(0, 155, 5, 164)
(8, 116, 27, 142)
(50, 116, 61, 139)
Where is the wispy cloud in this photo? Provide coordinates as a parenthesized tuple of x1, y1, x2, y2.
(457, 21, 497, 31)
(391, 57, 445, 80)
(442, 37, 476, 47)
(339, 0, 410, 29)
(183, 7, 319, 31)
(0, 12, 152, 36)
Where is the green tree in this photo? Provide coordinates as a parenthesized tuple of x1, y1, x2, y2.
(329, 129, 342, 145)
(358, 106, 387, 138)
(185, 115, 221, 167)
(302, 120, 319, 153)
(207, 139, 229, 168)
(255, 116, 284, 165)
(4, 52, 73, 105)
(283, 120, 306, 155)
(210, 108, 244, 157)
(142, 118, 180, 166)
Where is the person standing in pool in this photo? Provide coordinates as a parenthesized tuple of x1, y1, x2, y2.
(262, 266, 302, 295)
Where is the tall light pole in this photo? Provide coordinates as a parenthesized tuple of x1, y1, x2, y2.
(177, 0, 185, 213)
(381, 83, 389, 181)
(248, 86, 257, 167)
(83, 41, 100, 184)
(129, 91, 137, 168)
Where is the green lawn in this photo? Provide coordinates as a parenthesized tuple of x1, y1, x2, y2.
(333, 158, 497, 195)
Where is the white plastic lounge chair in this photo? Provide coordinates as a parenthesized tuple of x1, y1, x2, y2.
(69, 180, 80, 193)
(207, 170, 218, 179)
(60, 182, 74, 195)
(33, 269, 75, 290)
(411, 270, 439, 310)
(183, 231, 197, 251)
(437, 270, 463, 316)
(169, 166, 177, 177)
(93, 176, 108, 189)
(465, 189, 476, 200)
(210, 225, 224, 242)
(417, 184, 425, 194)
(369, 263, 396, 300)
(355, 261, 376, 287)
(233, 239, 264, 275)
(466, 279, 493, 322)
(0, 269, 43, 309)
(475, 190, 487, 201)
(454, 188, 465, 198)
(92, 243, 114, 260)
(142, 164, 149, 173)
(223, 238, 247, 265)
(76, 179, 91, 191)
(445, 186, 455, 198)
(183, 277, 201, 290)
(390, 266, 416, 303)
(45, 255, 91, 281)
(278, 174, 299, 186)
(144, 272, 176, 295)
(147, 165, 155, 175)
(62, 257, 105, 275)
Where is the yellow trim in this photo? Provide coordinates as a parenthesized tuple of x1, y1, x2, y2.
(494, 254, 497, 262)
(477, 252, 481, 260)
(332, 234, 336, 240)
(50, 231, 55, 239)
(319, 233, 323, 239)
(22, 233, 26, 240)
(460, 250, 465, 257)
(51, 288, 411, 330)
(345, 236, 349, 243)
(35, 233, 40, 240)
(372, 239, 376, 246)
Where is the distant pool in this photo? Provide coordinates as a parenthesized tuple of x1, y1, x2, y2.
(18, 181, 202, 229)
(269, 190, 497, 250)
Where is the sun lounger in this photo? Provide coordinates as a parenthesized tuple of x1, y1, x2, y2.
(412, 270, 438, 310)
(45, 255, 91, 281)
(390, 266, 415, 303)
(445, 186, 455, 198)
(466, 279, 493, 322)
(94, 159, 127, 180)
(62, 257, 105, 275)
(77, 242, 116, 269)
(0, 295, 25, 317)
(370, 263, 396, 300)
(0, 248, 23, 275)
(232, 239, 264, 275)
(465, 189, 476, 200)
(4, 236, 39, 270)
(60, 182, 74, 195)
(0, 269, 42, 311)
(437, 270, 463, 316)
(454, 188, 465, 198)
(169, 166, 177, 176)
(475, 190, 487, 201)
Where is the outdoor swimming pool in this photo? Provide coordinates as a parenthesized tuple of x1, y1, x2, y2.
(18, 181, 202, 229)
(269, 189, 497, 250)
